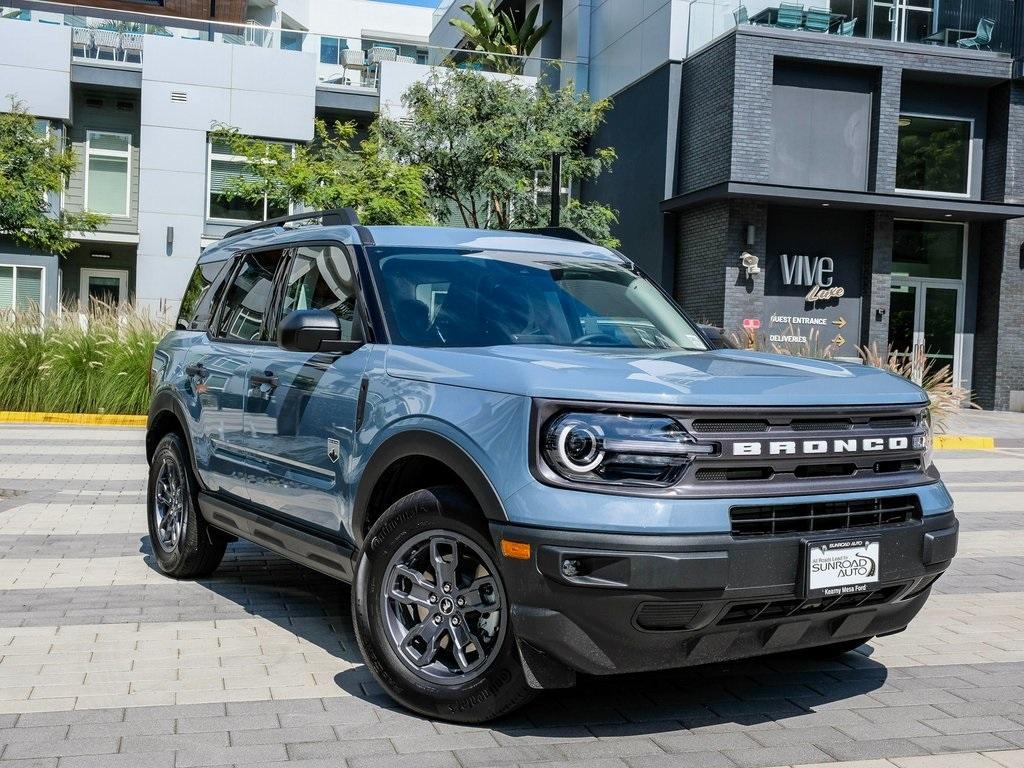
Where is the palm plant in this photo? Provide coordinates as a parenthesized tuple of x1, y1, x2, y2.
(449, 0, 552, 74)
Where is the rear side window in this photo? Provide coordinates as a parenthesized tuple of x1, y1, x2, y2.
(177, 260, 229, 331)
(277, 245, 362, 342)
(212, 250, 281, 341)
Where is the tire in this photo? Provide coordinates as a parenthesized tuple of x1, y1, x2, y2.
(352, 486, 535, 722)
(147, 432, 227, 579)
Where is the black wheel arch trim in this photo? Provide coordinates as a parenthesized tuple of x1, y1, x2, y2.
(146, 389, 208, 493)
(352, 429, 509, 548)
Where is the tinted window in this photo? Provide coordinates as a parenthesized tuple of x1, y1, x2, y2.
(369, 248, 707, 350)
(896, 115, 971, 195)
(213, 250, 281, 341)
(177, 260, 229, 331)
(278, 245, 361, 342)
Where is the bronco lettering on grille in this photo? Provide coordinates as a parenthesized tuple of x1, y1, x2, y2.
(732, 436, 914, 457)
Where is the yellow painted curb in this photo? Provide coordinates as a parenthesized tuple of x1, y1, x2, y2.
(0, 411, 147, 427)
(934, 434, 995, 451)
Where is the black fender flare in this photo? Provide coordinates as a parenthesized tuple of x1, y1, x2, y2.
(146, 389, 208, 492)
(351, 429, 509, 548)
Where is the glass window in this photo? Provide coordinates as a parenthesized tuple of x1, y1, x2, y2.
(207, 138, 290, 222)
(281, 30, 304, 51)
(0, 265, 44, 314)
(213, 251, 281, 341)
(369, 248, 707, 350)
(896, 115, 971, 195)
(85, 131, 131, 216)
(177, 259, 229, 330)
(320, 35, 341, 64)
(278, 246, 361, 341)
(892, 220, 964, 279)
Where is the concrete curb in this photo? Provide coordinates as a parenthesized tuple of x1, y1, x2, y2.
(0, 411, 147, 427)
(934, 434, 995, 451)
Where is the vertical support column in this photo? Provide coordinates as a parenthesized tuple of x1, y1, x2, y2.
(722, 200, 767, 337)
(862, 212, 892, 352)
(873, 66, 902, 193)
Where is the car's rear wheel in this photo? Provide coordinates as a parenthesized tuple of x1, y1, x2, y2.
(147, 432, 226, 578)
(352, 486, 534, 722)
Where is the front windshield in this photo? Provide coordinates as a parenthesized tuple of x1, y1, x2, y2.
(368, 247, 708, 350)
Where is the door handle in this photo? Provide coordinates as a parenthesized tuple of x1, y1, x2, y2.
(250, 370, 279, 387)
(184, 363, 206, 378)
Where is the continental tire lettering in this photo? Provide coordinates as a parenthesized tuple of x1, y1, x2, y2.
(368, 505, 421, 552)
(445, 667, 513, 714)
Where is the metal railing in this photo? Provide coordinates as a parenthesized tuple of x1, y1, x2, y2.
(686, 0, 1015, 57)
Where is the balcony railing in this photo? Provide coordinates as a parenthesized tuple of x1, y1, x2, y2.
(686, 0, 1016, 57)
(0, 0, 586, 92)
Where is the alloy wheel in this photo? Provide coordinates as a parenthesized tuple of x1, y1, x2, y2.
(380, 530, 506, 684)
(153, 454, 187, 553)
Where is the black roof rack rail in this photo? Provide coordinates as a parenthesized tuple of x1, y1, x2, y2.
(225, 208, 360, 239)
(511, 226, 595, 244)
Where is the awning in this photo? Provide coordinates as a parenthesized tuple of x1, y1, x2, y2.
(661, 182, 1024, 222)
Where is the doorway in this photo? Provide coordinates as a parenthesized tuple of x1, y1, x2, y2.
(80, 268, 129, 310)
(870, 0, 933, 43)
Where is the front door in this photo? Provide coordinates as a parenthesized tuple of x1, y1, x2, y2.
(242, 244, 369, 536)
(189, 249, 283, 503)
(80, 268, 129, 309)
(888, 280, 961, 386)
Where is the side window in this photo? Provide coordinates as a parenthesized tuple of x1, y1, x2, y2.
(278, 245, 361, 341)
(212, 250, 281, 341)
(177, 260, 229, 331)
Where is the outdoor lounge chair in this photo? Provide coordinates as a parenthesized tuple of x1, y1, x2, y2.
(804, 6, 831, 32)
(838, 17, 857, 35)
(957, 17, 994, 49)
(776, 2, 805, 29)
(733, 4, 749, 24)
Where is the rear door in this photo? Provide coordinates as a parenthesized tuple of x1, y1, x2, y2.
(241, 243, 371, 535)
(189, 248, 284, 503)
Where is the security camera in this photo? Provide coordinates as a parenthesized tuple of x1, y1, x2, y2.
(741, 251, 760, 277)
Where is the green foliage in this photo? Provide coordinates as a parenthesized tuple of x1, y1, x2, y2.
(209, 119, 431, 226)
(449, 0, 552, 73)
(0, 305, 166, 415)
(0, 100, 105, 255)
(375, 69, 619, 247)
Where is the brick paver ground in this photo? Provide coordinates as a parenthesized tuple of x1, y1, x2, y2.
(1, 425, 1023, 768)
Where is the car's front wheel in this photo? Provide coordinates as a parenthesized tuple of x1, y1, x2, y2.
(352, 486, 534, 722)
(147, 432, 226, 578)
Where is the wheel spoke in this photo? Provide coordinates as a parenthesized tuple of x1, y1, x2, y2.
(448, 618, 483, 673)
(458, 575, 501, 611)
(429, 537, 458, 589)
(388, 582, 433, 609)
(401, 618, 444, 667)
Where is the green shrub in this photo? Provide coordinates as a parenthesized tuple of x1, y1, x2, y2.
(0, 305, 168, 415)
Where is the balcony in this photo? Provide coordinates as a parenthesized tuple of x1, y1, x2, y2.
(1, 0, 586, 94)
(686, 0, 1017, 57)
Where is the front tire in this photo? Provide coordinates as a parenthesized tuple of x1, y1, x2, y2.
(147, 432, 226, 578)
(352, 486, 534, 722)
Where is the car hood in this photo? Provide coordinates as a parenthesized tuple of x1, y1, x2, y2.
(384, 346, 928, 407)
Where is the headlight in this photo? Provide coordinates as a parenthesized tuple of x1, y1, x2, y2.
(541, 412, 713, 487)
(920, 409, 934, 469)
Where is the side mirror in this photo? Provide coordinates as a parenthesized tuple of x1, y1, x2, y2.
(279, 309, 361, 353)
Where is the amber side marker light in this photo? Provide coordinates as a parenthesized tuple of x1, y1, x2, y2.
(501, 539, 532, 560)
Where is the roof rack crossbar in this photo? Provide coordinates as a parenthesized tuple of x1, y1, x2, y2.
(225, 208, 360, 239)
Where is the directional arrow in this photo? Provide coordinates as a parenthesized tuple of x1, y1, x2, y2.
(832, 317, 847, 329)
(833, 333, 847, 348)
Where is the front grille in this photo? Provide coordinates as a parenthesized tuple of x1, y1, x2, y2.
(635, 602, 702, 630)
(691, 419, 769, 433)
(717, 584, 906, 626)
(730, 495, 921, 537)
(791, 420, 853, 431)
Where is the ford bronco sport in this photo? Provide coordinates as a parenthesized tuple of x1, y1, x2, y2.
(147, 209, 957, 722)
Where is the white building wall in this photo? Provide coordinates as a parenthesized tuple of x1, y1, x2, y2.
(0, 18, 71, 120)
(135, 36, 317, 315)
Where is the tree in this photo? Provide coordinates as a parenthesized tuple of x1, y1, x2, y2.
(374, 69, 619, 247)
(449, 0, 552, 74)
(0, 100, 105, 255)
(209, 119, 431, 226)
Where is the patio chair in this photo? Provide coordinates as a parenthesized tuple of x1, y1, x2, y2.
(804, 6, 831, 32)
(367, 45, 397, 86)
(91, 29, 119, 60)
(837, 17, 857, 35)
(120, 32, 143, 63)
(71, 27, 93, 57)
(957, 17, 994, 49)
(341, 47, 367, 86)
(396, 54, 415, 64)
(776, 2, 805, 29)
(733, 4, 749, 24)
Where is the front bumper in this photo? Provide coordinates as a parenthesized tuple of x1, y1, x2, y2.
(490, 510, 957, 679)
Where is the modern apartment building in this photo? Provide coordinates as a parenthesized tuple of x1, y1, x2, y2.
(0, 0, 435, 316)
(434, 0, 1024, 410)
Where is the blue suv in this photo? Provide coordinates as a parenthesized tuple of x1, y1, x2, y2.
(147, 209, 958, 722)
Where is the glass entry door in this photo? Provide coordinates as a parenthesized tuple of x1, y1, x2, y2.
(870, 0, 933, 42)
(80, 268, 128, 310)
(889, 280, 960, 385)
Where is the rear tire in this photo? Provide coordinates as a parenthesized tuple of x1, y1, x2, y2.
(147, 432, 226, 579)
(352, 486, 534, 722)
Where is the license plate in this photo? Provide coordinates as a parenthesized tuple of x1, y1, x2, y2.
(804, 538, 880, 598)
